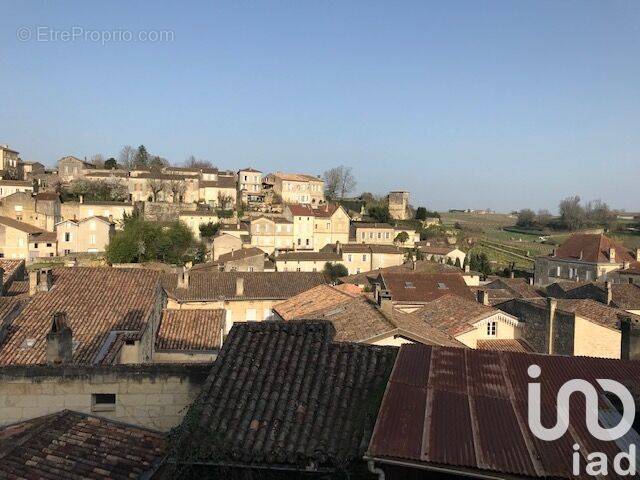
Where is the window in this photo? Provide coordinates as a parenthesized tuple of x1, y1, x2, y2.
(64, 249, 71, 255)
(91, 393, 116, 412)
(405, 281, 415, 289)
(487, 321, 497, 336)
(46, 243, 52, 247)
(385, 232, 390, 239)
(362, 254, 367, 261)
(89, 235, 96, 245)
(437, 282, 448, 290)
(33, 243, 38, 249)
(347, 254, 352, 262)
(305, 239, 309, 246)
(297, 238, 301, 246)
(248, 266, 254, 272)
(65, 232, 71, 242)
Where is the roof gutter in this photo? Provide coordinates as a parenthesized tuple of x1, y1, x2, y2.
(363, 456, 520, 480)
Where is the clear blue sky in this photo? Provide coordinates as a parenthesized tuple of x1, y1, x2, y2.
(1, 1, 638, 212)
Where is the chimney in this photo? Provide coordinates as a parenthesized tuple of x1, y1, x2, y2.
(464, 264, 470, 273)
(477, 290, 489, 306)
(547, 298, 557, 354)
(609, 248, 616, 263)
(378, 291, 393, 315)
(605, 281, 613, 306)
(620, 317, 640, 360)
(411, 254, 417, 270)
(46, 312, 73, 364)
(509, 270, 515, 279)
(551, 248, 556, 257)
(235, 276, 244, 296)
(29, 268, 53, 295)
(335, 241, 342, 255)
(624, 261, 631, 270)
(79, 194, 84, 204)
(178, 266, 190, 288)
(579, 250, 583, 260)
(528, 276, 534, 286)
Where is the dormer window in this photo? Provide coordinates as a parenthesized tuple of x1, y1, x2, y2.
(437, 282, 448, 290)
(487, 321, 497, 336)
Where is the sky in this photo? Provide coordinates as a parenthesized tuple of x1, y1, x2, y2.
(0, 1, 639, 212)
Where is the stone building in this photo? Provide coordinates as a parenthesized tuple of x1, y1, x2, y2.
(0, 144, 20, 173)
(387, 190, 409, 220)
(57, 156, 95, 182)
(55, 216, 115, 255)
(0, 191, 61, 231)
(0, 180, 33, 200)
(265, 172, 325, 205)
(534, 233, 640, 285)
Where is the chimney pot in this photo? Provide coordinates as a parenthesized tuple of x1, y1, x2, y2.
(235, 276, 244, 296)
(477, 290, 489, 306)
(178, 266, 190, 288)
(464, 264, 470, 273)
(547, 297, 557, 355)
(46, 312, 73, 364)
(605, 281, 613, 305)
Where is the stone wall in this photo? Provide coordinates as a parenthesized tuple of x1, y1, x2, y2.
(142, 201, 198, 222)
(0, 363, 210, 431)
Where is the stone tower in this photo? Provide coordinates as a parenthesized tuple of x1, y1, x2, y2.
(388, 191, 409, 220)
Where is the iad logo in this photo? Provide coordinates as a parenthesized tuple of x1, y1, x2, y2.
(527, 364, 638, 476)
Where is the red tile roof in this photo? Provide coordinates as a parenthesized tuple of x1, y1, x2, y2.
(412, 293, 502, 336)
(0, 267, 162, 365)
(377, 272, 474, 303)
(553, 233, 638, 265)
(273, 284, 358, 320)
(367, 343, 640, 479)
(0, 410, 165, 479)
(156, 309, 225, 351)
(476, 338, 532, 352)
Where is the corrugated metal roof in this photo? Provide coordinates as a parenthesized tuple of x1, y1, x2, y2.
(367, 344, 640, 479)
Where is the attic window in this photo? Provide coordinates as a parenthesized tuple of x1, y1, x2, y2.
(404, 282, 415, 289)
(437, 283, 448, 290)
(20, 338, 36, 349)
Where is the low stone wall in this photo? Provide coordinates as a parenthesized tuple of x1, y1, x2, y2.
(0, 363, 210, 431)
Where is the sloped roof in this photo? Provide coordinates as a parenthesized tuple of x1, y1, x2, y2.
(553, 233, 638, 265)
(412, 293, 501, 336)
(367, 344, 640, 479)
(156, 309, 225, 351)
(476, 338, 532, 352)
(215, 247, 265, 263)
(378, 272, 474, 303)
(168, 320, 397, 471)
(0, 410, 165, 479)
(162, 271, 327, 302)
(272, 172, 322, 182)
(0, 268, 162, 365)
(338, 261, 459, 286)
(199, 176, 236, 189)
(0, 216, 43, 234)
(273, 284, 359, 320)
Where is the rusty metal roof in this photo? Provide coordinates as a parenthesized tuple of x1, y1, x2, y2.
(367, 344, 640, 479)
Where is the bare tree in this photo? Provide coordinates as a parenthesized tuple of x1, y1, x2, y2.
(119, 146, 136, 170)
(322, 166, 356, 199)
(168, 179, 187, 203)
(559, 195, 586, 231)
(185, 155, 214, 170)
(90, 154, 105, 168)
(147, 178, 167, 202)
(217, 192, 233, 210)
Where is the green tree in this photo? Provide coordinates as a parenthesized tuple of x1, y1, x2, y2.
(324, 262, 349, 282)
(516, 209, 537, 228)
(415, 207, 427, 220)
(199, 222, 221, 240)
(394, 231, 409, 244)
(454, 257, 462, 268)
(134, 145, 150, 168)
(469, 252, 491, 276)
(106, 217, 196, 265)
(104, 157, 118, 169)
(446, 257, 454, 265)
(368, 205, 391, 223)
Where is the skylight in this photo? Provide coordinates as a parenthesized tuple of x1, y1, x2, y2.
(437, 283, 448, 290)
(404, 281, 415, 289)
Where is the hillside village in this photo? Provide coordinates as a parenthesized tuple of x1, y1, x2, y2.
(2, 142, 640, 479)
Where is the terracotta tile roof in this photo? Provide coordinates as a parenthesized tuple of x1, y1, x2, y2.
(338, 261, 458, 286)
(378, 272, 475, 303)
(285, 204, 315, 216)
(368, 344, 640, 479)
(168, 320, 396, 471)
(29, 231, 57, 243)
(162, 271, 327, 302)
(276, 250, 341, 261)
(272, 172, 321, 182)
(0, 410, 165, 479)
(273, 284, 359, 320)
(0, 259, 24, 286)
(333, 283, 362, 295)
(0, 298, 23, 324)
(34, 192, 60, 201)
(552, 233, 639, 265)
(239, 167, 262, 173)
(156, 309, 225, 351)
(0, 267, 162, 365)
(0, 216, 43, 234)
(354, 222, 394, 229)
(4, 280, 28, 298)
(554, 298, 640, 330)
(199, 176, 236, 189)
(476, 338, 533, 352)
(215, 247, 265, 263)
(0, 180, 32, 187)
(412, 294, 501, 336)
(479, 277, 543, 304)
